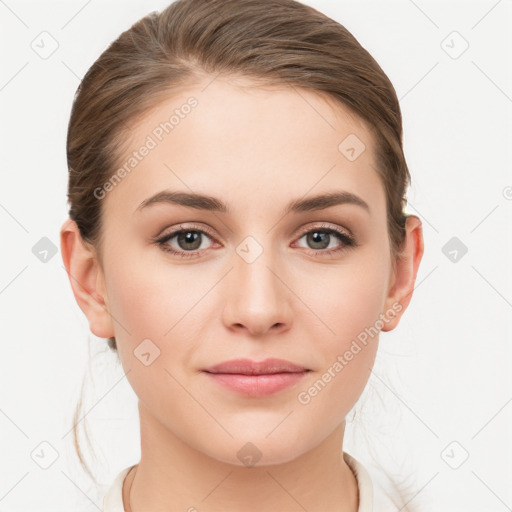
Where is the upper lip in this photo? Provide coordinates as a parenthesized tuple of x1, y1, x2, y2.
(203, 358, 309, 375)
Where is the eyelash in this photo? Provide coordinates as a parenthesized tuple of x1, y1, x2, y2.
(153, 223, 358, 259)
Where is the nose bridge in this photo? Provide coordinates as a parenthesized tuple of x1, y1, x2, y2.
(235, 232, 283, 305)
(222, 232, 291, 335)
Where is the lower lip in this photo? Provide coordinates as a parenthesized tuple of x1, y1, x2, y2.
(203, 371, 309, 397)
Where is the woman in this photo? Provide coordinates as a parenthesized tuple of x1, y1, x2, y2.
(60, 0, 424, 510)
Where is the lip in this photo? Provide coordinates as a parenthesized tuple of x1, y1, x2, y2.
(202, 358, 310, 397)
(203, 358, 309, 375)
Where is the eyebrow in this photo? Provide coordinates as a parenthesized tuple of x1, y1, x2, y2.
(136, 190, 370, 215)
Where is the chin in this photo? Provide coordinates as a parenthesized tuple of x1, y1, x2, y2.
(199, 432, 309, 468)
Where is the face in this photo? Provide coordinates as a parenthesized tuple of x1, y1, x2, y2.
(89, 76, 401, 465)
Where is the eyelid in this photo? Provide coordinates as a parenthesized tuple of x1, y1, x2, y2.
(293, 221, 352, 239)
(154, 221, 352, 243)
(155, 222, 217, 241)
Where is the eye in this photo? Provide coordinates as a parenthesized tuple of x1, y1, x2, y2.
(294, 223, 357, 257)
(153, 222, 358, 259)
(154, 224, 217, 259)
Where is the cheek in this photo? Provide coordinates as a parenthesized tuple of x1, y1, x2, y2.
(293, 267, 384, 429)
(103, 260, 202, 412)
(103, 255, 208, 389)
(295, 255, 387, 404)
(301, 259, 387, 346)
(103, 250, 195, 340)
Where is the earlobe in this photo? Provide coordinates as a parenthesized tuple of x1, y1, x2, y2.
(60, 218, 115, 339)
(381, 215, 424, 332)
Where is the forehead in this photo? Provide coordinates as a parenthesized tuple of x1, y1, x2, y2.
(103, 75, 385, 219)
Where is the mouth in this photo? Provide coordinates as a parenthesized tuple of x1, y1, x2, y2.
(203, 357, 310, 375)
(202, 358, 311, 397)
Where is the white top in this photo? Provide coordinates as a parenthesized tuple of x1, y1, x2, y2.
(103, 451, 373, 511)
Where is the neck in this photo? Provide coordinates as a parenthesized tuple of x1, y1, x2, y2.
(125, 401, 359, 512)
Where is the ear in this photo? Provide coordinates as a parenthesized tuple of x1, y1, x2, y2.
(381, 214, 424, 332)
(60, 218, 115, 339)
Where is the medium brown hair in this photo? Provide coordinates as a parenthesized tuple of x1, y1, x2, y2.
(66, 0, 415, 507)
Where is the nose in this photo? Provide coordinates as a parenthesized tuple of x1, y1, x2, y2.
(221, 247, 292, 337)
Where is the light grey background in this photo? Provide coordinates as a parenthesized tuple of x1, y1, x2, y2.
(0, 0, 511, 510)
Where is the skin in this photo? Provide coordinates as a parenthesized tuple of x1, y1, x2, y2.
(61, 75, 423, 512)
